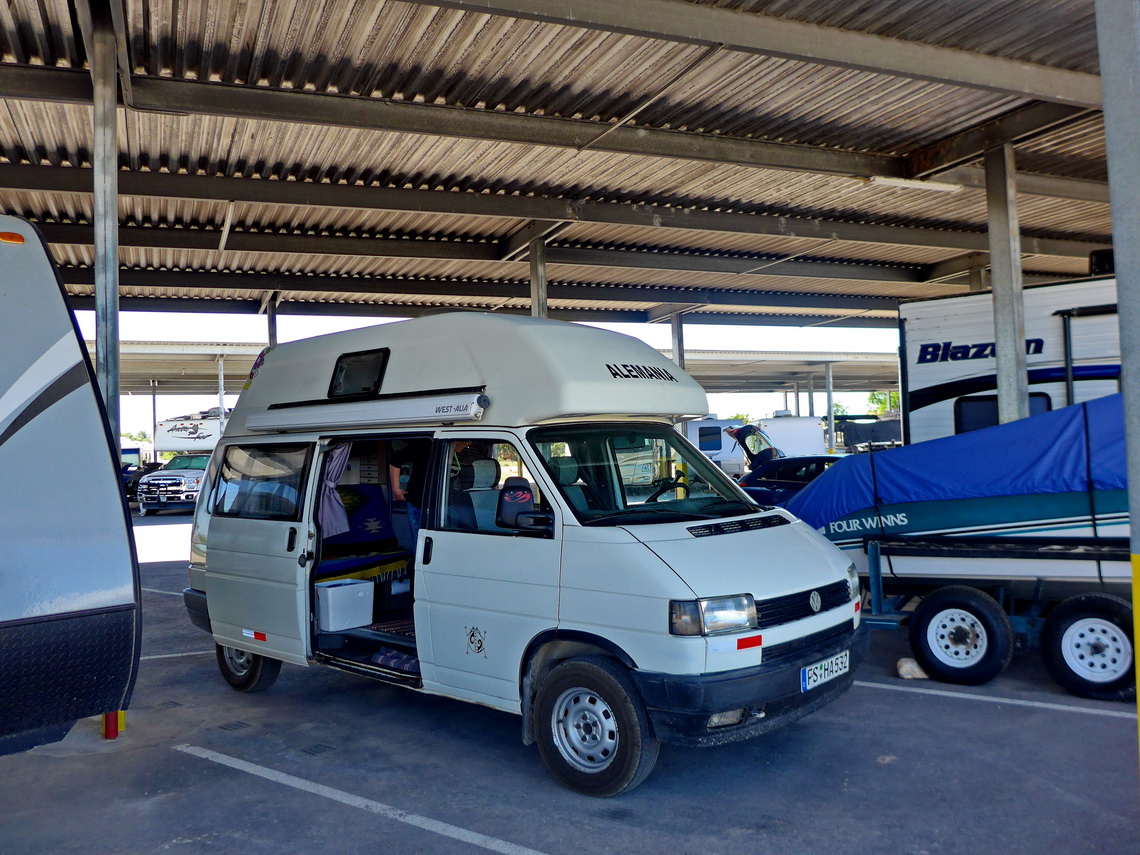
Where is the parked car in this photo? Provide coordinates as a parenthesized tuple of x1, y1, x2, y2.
(123, 461, 163, 502)
(739, 454, 841, 506)
(136, 454, 211, 516)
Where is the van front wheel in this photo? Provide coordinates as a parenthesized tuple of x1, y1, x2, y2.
(215, 644, 282, 692)
(534, 656, 659, 797)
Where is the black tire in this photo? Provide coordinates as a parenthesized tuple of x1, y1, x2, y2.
(534, 656, 659, 797)
(1040, 593, 1135, 702)
(215, 644, 282, 692)
(909, 586, 1013, 685)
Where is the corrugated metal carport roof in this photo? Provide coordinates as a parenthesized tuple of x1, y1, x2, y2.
(0, 0, 1112, 328)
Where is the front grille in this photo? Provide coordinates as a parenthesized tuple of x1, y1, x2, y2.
(762, 622, 852, 668)
(757, 580, 849, 629)
(139, 478, 188, 497)
(687, 514, 791, 538)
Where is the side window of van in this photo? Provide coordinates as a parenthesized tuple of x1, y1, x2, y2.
(440, 440, 543, 533)
(212, 444, 312, 521)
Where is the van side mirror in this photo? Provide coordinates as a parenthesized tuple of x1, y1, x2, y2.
(497, 476, 553, 533)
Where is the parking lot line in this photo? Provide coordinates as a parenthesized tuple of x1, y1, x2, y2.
(854, 680, 1136, 719)
(141, 587, 183, 596)
(141, 651, 213, 661)
(174, 744, 551, 855)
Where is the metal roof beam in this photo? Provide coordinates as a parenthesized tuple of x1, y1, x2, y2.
(60, 266, 900, 311)
(40, 221, 921, 282)
(412, 0, 1102, 107)
(937, 166, 1110, 204)
(127, 76, 903, 178)
(908, 103, 1098, 178)
(0, 164, 1107, 253)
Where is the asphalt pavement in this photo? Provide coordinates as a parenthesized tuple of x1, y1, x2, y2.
(1, 513, 1136, 855)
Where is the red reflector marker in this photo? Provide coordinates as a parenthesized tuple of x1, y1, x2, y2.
(855, 601, 861, 612)
(0, 232, 25, 244)
(737, 635, 763, 650)
(243, 629, 267, 642)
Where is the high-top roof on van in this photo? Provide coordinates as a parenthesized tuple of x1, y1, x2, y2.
(227, 312, 708, 435)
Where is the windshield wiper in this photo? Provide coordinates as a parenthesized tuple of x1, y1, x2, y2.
(583, 508, 716, 526)
(697, 499, 767, 515)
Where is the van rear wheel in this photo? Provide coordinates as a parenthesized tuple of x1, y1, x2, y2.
(534, 656, 659, 797)
(215, 644, 282, 692)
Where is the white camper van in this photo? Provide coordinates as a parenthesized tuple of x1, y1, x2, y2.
(183, 313, 865, 796)
(899, 277, 1119, 443)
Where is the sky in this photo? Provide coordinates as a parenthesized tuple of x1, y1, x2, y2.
(75, 310, 901, 438)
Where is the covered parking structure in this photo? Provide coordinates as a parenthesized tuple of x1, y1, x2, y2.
(2, 4, 1139, 477)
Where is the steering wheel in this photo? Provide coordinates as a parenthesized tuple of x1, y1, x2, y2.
(646, 476, 689, 502)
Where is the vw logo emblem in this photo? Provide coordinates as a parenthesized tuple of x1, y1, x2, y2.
(809, 591, 822, 612)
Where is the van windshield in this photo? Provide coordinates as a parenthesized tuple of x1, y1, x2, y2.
(528, 424, 759, 526)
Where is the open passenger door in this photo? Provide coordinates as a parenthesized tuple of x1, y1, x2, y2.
(0, 216, 141, 755)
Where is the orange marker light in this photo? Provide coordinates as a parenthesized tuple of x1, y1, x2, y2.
(0, 232, 25, 244)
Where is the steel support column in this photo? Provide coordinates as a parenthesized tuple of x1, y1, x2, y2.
(529, 236, 548, 318)
(807, 374, 815, 417)
(985, 143, 1029, 424)
(217, 356, 227, 432)
(671, 313, 686, 371)
(794, 382, 800, 416)
(825, 363, 835, 451)
(92, 16, 120, 436)
(1094, 0, 1140, 763)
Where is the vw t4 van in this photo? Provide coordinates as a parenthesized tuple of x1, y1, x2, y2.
(183, 312, 866, 796)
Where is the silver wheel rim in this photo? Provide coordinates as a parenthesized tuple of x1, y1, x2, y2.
(926, 607, 989, 668)
(550, 686, 619, 773)
(223, 647, 253, 678)
(1060, 618, 1133, 684)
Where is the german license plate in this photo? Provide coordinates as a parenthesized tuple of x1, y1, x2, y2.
(800, 649, 849, 692)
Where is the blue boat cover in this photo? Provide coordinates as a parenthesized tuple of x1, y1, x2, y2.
(784, 394, 1126, 529)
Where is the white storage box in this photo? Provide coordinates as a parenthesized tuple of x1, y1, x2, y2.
(315, 579, 373, 631)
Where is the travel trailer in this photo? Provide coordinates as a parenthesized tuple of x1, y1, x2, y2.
(0, 216, 140, 754)
(183, 312, 866, 796)
(678, 416, 747, 477)
(899, 277, 1119, 444)
(155, 407, 230, 452)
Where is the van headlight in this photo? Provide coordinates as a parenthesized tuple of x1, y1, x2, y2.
(670, 594, 757, 636)
(846, 564, 860, 600)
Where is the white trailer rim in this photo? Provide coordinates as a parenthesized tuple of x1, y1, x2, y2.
(1060, 618, 1134, 684)
(926, 608, 989, 668)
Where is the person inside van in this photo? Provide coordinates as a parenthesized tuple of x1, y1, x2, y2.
(389, 438, 432, 551)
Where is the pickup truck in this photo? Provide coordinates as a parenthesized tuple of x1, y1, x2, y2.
(137, 454, 211, 516)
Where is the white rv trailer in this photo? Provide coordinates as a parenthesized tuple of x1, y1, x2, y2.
(183, 312, 866, 796)
(155, 407, 230, 452)
(0, 216, 141, 754)
(678, 416, 747, 477)
(899, 277, 1119, 444)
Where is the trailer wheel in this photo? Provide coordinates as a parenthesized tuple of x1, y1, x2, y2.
(909, 586, 1013, 685)
(215, 644, 282, 693)
(534, 656, 659, 797)
(1041, 594, 1134, 702)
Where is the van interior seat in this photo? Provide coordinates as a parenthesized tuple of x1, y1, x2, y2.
(548, 456, 588, 512)
(446, 458, 502, 530)
(316, 483, 410, 582)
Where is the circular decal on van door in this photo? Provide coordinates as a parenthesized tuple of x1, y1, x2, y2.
(466, 626, 487, 658)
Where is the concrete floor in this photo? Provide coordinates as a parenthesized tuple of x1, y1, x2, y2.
(2, 514, 1136, 855)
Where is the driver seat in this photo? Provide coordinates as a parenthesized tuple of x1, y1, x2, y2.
(548, 457, 588, 512)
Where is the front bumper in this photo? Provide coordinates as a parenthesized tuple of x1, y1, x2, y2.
(630, 620, 868, 748)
